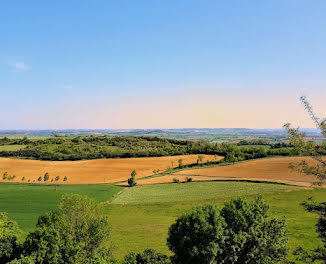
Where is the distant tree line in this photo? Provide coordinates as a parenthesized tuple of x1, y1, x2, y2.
(0, 135, 324, 161)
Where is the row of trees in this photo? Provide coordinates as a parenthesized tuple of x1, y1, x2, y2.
(2, 133, 325, 161)
(1, 172, 68, 184)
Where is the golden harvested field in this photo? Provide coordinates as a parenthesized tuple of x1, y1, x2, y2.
(172, 157, 322, 187)
(0, 155, 220, 184)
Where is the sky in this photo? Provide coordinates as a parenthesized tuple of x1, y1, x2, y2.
(0, 0, 325, 129)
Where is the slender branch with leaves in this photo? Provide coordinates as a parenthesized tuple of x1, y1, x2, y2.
(283, 97, 326, 185)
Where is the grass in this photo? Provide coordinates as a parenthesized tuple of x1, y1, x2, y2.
(0, 145, 26, 151)
(0, 183, 123, 232)
(108, 183, 325, 261)
(0, 181, 324, 262)
(112, 181, 299, 204)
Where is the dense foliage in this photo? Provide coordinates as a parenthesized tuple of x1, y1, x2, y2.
(1, 194, 114, 264)
(0, 135, 315, 161)
(122, 249, 169, 264)
(167, 197, 288, 264)
(0, 213, 21, 263)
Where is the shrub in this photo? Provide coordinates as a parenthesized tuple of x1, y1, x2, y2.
(172, 178, 180, 183)
(185, 177, 192, 183)
(123, 249, 169, 264)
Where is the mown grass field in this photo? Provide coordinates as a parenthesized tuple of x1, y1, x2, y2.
(0, 182, 324, 262)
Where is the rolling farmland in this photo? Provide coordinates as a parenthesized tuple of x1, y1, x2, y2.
(0, 154, 220, 184)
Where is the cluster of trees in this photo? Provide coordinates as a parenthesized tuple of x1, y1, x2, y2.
(36, 173, 68, 183)
(1, 134, 323, 162)
(2, 172, 16, 181)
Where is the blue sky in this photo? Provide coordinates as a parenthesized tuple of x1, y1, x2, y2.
(1, 0, 325, 129)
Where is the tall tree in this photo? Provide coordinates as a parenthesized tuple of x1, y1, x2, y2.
(285, 97, 326, 263)
(23, 194, 113, 264)
(284, 96, 326, 185)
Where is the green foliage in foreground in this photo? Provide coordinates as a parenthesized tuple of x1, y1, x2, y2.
(0, 213, 21, 263)
(2, 194, 115, 264)
(167, 198, 287, 264)
(0, 183, 123, 231)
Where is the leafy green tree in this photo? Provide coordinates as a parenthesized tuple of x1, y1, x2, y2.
(177, 159, 183, 168)
(285, 97, 326, 262)
(198, 155, 204, 164)
(37, 177, 42, 182)
(128, 170, 137, 187)
(55, 176, 60, 182)
(43, 172, 49, 182)
(0, 213, 21, 263)
(284, 96, 326, 186)
(123, 249, 169, 264)
(23, 194, 113, 264)
(63, 176, 68, 182)
(3, 171, 8, 180)
(167, 197, 288, 264)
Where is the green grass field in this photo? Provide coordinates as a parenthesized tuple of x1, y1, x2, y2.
(0, 145, 26, 151)
(0, 182, 324, 262)
(108, 182, 325, 261)
(112, 181, 299, 204)
(0, 183, 123, 232)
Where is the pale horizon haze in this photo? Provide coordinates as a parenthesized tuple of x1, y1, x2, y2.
(1, 1, 325, 129)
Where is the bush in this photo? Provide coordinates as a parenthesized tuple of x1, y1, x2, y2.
(185, 177, 192, 183)
(123, 249, 169, 264)
(172, 178, 180, 183)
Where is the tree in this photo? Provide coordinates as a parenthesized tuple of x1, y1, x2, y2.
(284, 96, 326, 186)
(123, 249, 169, 264)
(3, 172, 8, 180)
(0, 213, 21, 263)
(23, 194, 113, 264)
(285, 97, 326, 262)
(55, 176, 60, 182)
(63, 176, 68, 182)
(43, 172, 49, 182)
(128, 170, 137, 187)
(177, 159, 183, 168)
(198, 155, 204, 164)
(167, 197, 288, 264)
(21, 177, 25, 182)
(37, 176, 42, 182)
